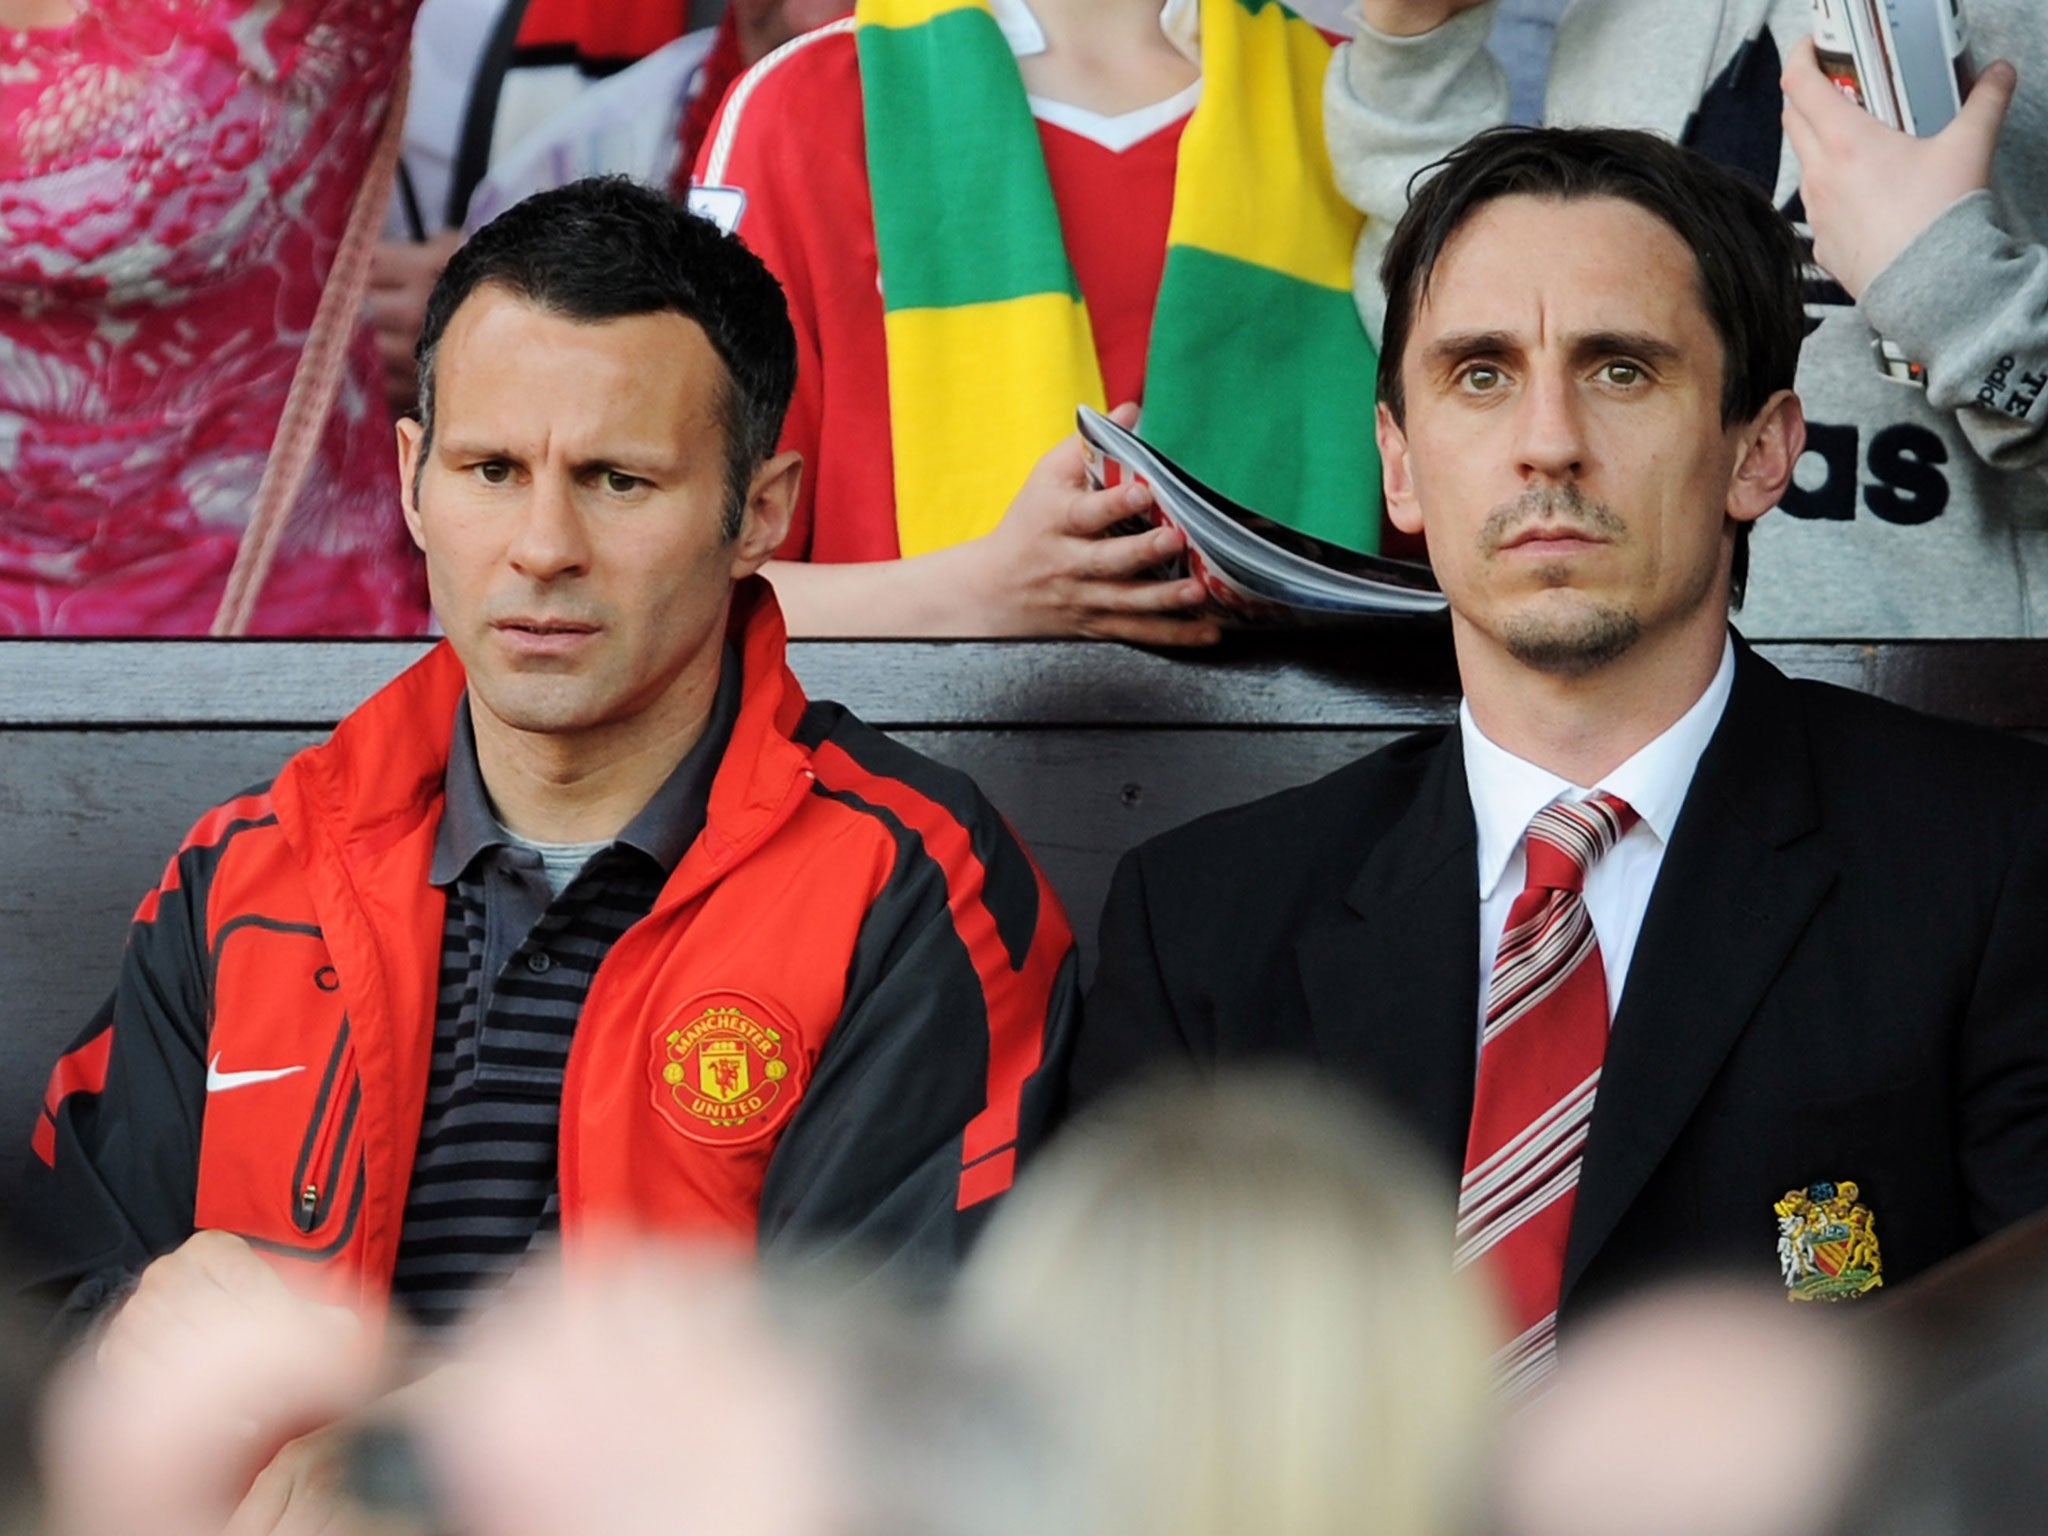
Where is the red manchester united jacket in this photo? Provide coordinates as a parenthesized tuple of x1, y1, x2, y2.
(22, 580, 1077, 1313)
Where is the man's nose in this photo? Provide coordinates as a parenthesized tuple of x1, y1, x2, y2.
(1514, 366, 1589, 483)
(507, 474, 592, 581)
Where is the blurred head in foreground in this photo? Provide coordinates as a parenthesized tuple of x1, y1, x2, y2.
(411, 1245, 1059, 1536)
(957, 1073, 1498, 1536)
(1493, 1283, 1889, 1536)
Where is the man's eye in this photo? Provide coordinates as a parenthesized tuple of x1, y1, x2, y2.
(1459, 364, 1504, 392)
(603, 470, 643, 494)
(1601, 361, 1645, 386)
(474, 461, 512, 485)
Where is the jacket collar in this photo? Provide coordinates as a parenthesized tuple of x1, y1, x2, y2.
(428, 646, 743, 887)
(1294, 727, 1482, 1178)
(672, 578, 817, 900)
(271, 576, 814, 896)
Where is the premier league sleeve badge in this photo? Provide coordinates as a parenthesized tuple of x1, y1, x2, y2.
(1774, 1181, 1884, 1302)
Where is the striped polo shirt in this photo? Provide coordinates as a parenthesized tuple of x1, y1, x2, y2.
(389, 653, 740, 1328)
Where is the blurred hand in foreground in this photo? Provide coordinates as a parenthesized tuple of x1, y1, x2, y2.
(42, 1230, 381, 1536)
(412, 1247, 838, 1536)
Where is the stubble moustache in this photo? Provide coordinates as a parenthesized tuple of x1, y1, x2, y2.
(1481, 485, 1641, 676)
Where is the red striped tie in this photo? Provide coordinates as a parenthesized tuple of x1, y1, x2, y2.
(1456, 792, 1639, 1395)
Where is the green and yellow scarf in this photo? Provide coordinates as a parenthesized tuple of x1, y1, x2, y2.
(855, 0, 1380, 556)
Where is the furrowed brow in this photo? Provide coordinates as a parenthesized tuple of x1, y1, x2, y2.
(570, 451, 680, 479)
(1421, 330, 1520, 374)
(435, 437, 517, 461)
(1570, 331, 1683, 368)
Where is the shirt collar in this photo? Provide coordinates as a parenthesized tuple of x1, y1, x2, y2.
(1461, 634, 1736, 902)
(431, 701, 504, 886)
(430, 645, 744, 887)
(987, 0, 1199, 63)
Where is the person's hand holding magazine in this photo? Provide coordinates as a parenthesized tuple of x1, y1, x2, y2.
(1075, 406, 1444, 624)
(972, 402, 1221, 645)
(1782, 33, 2018, 298)
(763, 401, 1221, 643)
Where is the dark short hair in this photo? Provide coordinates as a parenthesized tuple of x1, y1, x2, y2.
(414, 176, 798, 537)
(1377, 126, 1805, 603)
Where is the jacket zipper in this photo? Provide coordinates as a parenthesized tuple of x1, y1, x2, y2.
(293, 1029, 357, 1234)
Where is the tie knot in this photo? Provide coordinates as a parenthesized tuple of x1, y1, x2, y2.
(1523, 793, 1639, 893)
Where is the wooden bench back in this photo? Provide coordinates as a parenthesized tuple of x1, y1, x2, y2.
(4, 635, 2045, 1220)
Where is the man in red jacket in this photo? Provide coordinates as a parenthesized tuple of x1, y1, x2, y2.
(24, 178, 1076, 1345)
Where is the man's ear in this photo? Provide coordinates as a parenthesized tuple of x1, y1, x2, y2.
(730, 450, 802, 576)
(1377, 402, 1424, 536)
(396, 417, 428, 552)
(1726, 389, 1805, 527)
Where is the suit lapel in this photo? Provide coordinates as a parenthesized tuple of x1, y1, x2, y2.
(1295, 729, 1481, 1178)
(1563, 646, 1838, 1300)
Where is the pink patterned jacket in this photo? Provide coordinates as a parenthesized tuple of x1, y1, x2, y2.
(0, 0, 429, 634)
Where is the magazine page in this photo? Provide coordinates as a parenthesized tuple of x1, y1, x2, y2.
(1809, 0, 1967, 133)
(1880, 0, 1968, 134)
(1811, 0, 1896, 121)
(1076, 406, 1446, 623)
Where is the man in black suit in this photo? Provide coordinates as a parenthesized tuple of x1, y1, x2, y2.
(1074, 127, 2048, 1371)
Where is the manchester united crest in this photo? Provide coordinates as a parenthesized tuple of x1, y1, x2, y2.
(650, 993, 804, 1146)
(1774, 1180, 1883, 1302)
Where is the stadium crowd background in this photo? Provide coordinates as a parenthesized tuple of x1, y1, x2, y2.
(5, 0, 2039, 635)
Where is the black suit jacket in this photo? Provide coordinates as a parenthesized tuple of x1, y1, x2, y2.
(1074, 644, 2048, 1320)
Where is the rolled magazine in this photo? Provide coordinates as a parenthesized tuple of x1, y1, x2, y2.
(1810, 0, 1969, 135)
(1807, 0, 1970, 386)
(1076, 405, 1446, 624)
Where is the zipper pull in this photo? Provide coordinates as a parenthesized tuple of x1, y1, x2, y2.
(297, 1182, 320, 1233)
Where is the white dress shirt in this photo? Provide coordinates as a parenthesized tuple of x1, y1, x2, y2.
(1462, 636, 1736, 1039)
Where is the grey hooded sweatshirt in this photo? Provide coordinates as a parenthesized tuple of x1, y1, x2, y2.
(1327, 0, 2048, 637)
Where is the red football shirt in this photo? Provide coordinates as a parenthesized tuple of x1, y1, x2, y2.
(700, 25, 1185, 561)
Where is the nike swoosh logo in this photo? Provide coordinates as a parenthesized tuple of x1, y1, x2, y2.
(206, 1054, 307, 1093)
